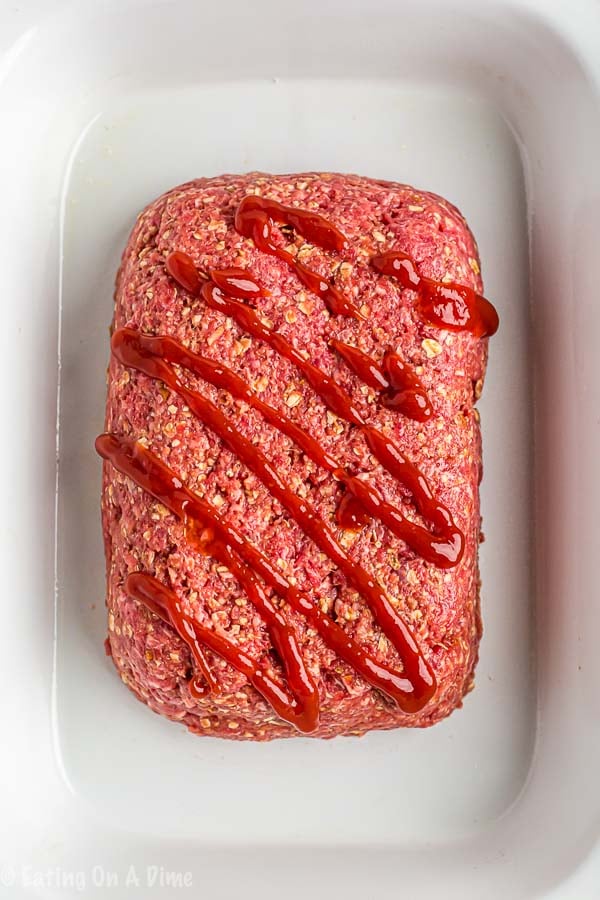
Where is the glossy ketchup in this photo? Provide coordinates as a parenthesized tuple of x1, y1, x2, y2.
(234, 195, 361, 318)
(96, 433, 435, 714)
(114, 324, 461, 567)
(371, 251, 499, 338)
(330, 339, 434, 422)
(126, 572, 318, 731)
(109, 325, 438, 699)
(196, 278, 464, 568)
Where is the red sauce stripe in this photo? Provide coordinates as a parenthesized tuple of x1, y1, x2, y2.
(234, 195, 361, 318)
(109, 327, 434, 689)
(197, 280, 464, 568)
(96, 433, 435, 715)
(126, 573, 318, 732)
(112, 327, 457, 566)
(330, 339, 434, 422)
(371, 251, 499, 338)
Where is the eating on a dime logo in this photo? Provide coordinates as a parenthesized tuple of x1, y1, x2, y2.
(0, 862, 193, 891)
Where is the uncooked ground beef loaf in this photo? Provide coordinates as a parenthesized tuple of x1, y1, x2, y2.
(98, 171, 493, 741)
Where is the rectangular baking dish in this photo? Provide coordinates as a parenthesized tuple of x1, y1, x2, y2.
(1, 0, 599, 897)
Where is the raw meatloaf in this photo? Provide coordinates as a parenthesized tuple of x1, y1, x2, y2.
(98, 171, 491, 741)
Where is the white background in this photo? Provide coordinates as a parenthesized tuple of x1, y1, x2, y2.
(1, 1, 599, 897)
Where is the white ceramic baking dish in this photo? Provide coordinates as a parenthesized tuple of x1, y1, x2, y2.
(1, 0, 599, 896)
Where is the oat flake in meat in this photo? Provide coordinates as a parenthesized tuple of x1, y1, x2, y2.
(96, 171, 497, 741)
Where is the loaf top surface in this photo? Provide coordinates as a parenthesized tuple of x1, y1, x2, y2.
(100, 172, 490, 740)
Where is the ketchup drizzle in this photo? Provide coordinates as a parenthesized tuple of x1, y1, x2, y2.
(371, 251, 499, 338)
(126, 572, 318, 732)
(234, 195, 360, 318)
(330, 339, 434, 422)
(195, 281, 463, 568)
(335, 492, 371, 532)
(113, 326, 460, 566)
(96, 433, 434, 715)
(109, 327, 438, 694)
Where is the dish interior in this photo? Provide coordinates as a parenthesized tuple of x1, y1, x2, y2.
(55, 78, 534, 844)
